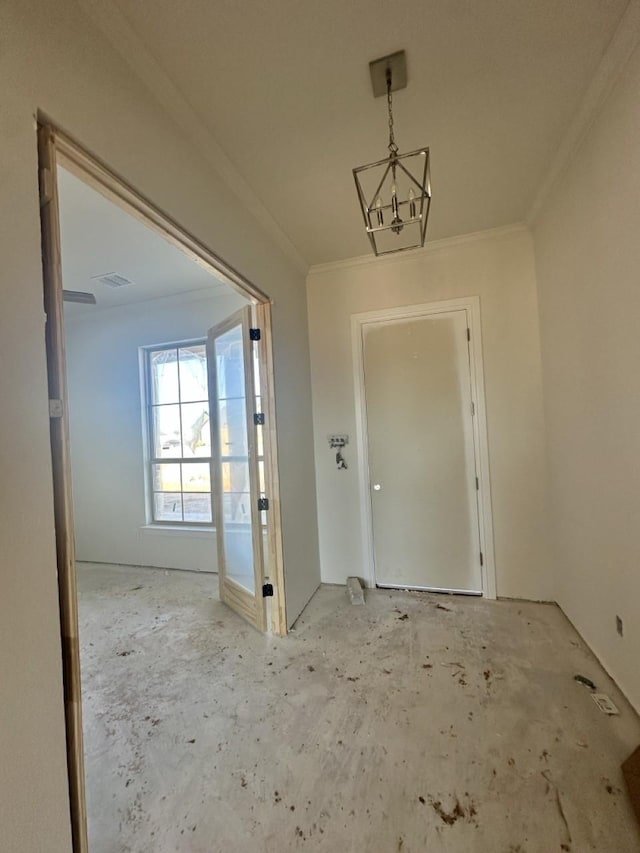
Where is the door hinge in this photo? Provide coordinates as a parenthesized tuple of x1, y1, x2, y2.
(257, 497, 269, 511)
(249, 328, 261, 341)
(471, 401, 475, 416)
(253, 412, 265, 425)
(480, 552, 484, 567)
(466, 327, 471, 342)
(39, 167, 53, 207)
(49, 398, 64, 418)
(475, 476, 479, 491)
(262, 583, 274, 597)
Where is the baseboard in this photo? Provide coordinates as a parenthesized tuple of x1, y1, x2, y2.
(77, 560, 217, 575)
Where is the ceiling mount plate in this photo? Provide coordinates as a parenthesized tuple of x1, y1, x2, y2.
(369, 50, 407, 98)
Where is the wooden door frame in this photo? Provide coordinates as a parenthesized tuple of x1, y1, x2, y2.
(37, 120, 287, 853)
(351, 296, 497, 599)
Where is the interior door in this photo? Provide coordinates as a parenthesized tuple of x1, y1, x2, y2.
(363, 309, 482, 593)
(207, 307, 267, 630)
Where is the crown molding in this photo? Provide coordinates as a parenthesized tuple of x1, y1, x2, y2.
(307, 223, 529, 277)
(77, 0, 309, 276)
(527, 0, 640, 225)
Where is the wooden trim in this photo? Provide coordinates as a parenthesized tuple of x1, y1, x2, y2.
(257, 302, 287, 634)
(350, 295, 497, 599)
(37, 126, 89, 853)
(38, 118, 290, 850)
(51, 125, 270, 304)
(224, 577, 259, 625)
(240, 307, 267, 632)
(41, 118, 287, 632)
(50, 122, 288, 625)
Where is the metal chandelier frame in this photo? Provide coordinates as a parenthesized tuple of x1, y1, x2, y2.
(352, 52, 431, 257)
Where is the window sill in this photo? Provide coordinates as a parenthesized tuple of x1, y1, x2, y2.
(140, 524, 216, 539)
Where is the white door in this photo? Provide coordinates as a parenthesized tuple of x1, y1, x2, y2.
(207, 307, 267, 630)
(363, 309, 482, 593)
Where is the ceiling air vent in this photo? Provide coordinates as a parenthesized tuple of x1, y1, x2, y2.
(92, 272, 134, 288)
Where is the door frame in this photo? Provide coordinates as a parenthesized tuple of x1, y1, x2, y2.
(37, 120, 287, 853)
(351, 296, 497, 599)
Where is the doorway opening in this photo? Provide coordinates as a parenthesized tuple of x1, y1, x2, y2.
(38, 123, 286, 852)
(351, 297, 496, 598)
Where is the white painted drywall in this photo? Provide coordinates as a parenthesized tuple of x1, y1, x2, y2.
(306, 226, 550, 601)
(0, 2, 319, 849)
(533, 43, 640, 712)
(65, 290, 246, 572)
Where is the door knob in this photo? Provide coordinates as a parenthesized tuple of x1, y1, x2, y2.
(373, 483, 381, 491)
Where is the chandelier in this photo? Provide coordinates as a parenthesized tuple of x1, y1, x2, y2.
(353, 51, 431, 256)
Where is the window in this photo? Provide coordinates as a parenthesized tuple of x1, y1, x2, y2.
(144, 341, 213, 525)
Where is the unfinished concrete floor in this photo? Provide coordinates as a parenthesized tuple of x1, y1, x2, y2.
(78, 563, 640, 852)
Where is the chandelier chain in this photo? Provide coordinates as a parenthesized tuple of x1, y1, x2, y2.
(387, 71, 399, 157)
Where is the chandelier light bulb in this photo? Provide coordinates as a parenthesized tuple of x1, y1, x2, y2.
(375, 196, 384, 226)
(391, 181, 403, 233)
(408, 187, 416, 218)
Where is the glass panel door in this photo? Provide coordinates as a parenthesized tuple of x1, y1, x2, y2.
(207, 307, 266, 631)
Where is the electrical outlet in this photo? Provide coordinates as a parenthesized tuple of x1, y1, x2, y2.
(616, 615, 623, 637)
(592, 693, 620, 715)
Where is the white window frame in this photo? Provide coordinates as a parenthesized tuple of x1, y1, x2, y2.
(141, 338, 214, 528)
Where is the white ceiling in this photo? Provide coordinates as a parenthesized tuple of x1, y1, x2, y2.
(58, 166, 230, 315)
(96, 0, 630, 266)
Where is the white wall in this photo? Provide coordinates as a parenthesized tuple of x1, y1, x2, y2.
(0, 2, 319, 849)
(533, 43, 640, 711)
(66, 290, 246, 573)
(307, 227, 550, 601)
